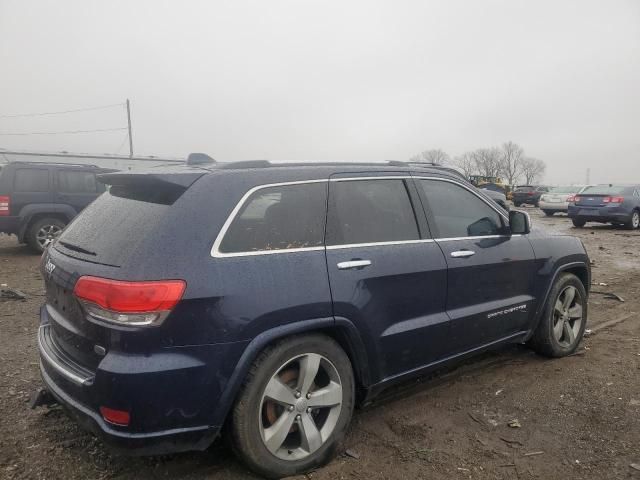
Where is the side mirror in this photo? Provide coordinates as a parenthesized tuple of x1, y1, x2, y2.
(509, 210, 531, 234)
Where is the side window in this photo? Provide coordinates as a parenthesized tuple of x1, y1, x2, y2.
(218, 182, 327, 253)
(326, 179, 420, 245)
(419, 180, 505, 238)
(13, 168, 50, 192)
(58, 170, 98, 193)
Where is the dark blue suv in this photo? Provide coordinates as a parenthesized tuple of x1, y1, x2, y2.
(36, 161, 590, 478)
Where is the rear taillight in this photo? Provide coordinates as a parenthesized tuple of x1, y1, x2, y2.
(73, 276, 186, 327)
(527, 192, 533, 196)
(0, 195, 9, 216)
(573, 195, 581, 203)
(100, 406, 130, 426)
(567, 195, 576, 202)
(603, 196, 624, 204)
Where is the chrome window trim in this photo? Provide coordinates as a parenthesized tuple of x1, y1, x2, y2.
(326, 239, 435, 250)
(211, 179, 328, 258)
(211, 175, 518, 258)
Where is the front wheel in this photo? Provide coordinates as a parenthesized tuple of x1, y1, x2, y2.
(231, 334, 354, 479)
(529, 273, 588, 357)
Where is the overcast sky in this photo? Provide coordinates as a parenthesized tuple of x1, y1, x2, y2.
(1, 0, 638, 183)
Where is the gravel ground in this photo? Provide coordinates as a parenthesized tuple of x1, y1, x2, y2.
(1, 207, 639, 479)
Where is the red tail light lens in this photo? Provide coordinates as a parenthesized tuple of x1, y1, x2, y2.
(0, 195, 10, 216)
(573, 196, 581, 203)
(100, 406, 130, 426)
(567, 195, 576, 202)
(603, 196, 624, 204)
(74, 276, 186, 326)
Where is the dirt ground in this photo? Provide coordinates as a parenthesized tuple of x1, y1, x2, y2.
(1, 208, 639, 480)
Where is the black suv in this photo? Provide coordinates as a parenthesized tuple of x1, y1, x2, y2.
(512, 185, 549, 207)
(0, 161, 111, 252)
(36, 161, 590, 478)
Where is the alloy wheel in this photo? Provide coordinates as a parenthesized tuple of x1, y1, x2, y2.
(259, 353, 343, 460)
(552, 285, 583, 347)
(633, 211, 640, 229)
(36, 224, 62, 249)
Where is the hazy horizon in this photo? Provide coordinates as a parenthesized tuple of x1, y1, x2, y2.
(1, 0, 638, 184)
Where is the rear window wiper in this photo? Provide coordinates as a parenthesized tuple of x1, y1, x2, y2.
(58, 241, 97, 256)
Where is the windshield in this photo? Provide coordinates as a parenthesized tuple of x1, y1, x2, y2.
(581, 185, 627, 195)
(549, 186, 580, 194)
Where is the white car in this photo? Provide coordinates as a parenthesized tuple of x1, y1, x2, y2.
(539, 185, 589, 216)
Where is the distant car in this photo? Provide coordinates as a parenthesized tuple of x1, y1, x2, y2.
(0, 161, 113, 252)
(512, 185, 549, 207)
(568, 184, 640, 229)
(539, 185, 589, 216)
(480, 187, 509, 211)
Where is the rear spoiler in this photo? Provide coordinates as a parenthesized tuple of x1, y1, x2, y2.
(97, 170, 205, 189)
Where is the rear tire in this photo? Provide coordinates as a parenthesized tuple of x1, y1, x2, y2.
(543, 210, 554, 216)
(231, 334, 354, 479)
(26, 217, 66, 253)
(625, 210, 640, 230)
(572, 219, 586, 228)
(529, 273, 587, 358)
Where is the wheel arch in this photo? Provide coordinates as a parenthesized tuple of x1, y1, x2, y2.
(211, 316, 371, 428)
(524, 261, 590, 341)
(17, 204, 77, 242)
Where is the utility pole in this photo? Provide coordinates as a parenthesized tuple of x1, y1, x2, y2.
(126, 99, 134, 158)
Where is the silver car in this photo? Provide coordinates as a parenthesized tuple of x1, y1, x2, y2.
(539, 185, 590, 216)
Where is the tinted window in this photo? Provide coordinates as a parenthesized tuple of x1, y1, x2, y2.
(326, 179, 420, 245)
(13, 168, 49, 192)
(58, 170, 97, 193)
(219, 182, 327, 253)
(419, 180, 504, 238)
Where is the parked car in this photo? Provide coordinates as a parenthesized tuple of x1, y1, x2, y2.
(568, 184, 640, 229)
(35, 160, 590, 478)
(480, 187, 509, 211)
(512, 185, 549, 207)
(539, 185, 588, 216)
(0, 161, 113, 252)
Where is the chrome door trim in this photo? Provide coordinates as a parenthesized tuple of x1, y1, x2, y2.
(326, 239, 435, 250)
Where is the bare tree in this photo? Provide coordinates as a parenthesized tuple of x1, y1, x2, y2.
(409, 149, 450, 165)
(452, 152, 476, 178)
(471, 147, 502, 178)
(521, 157, 546, 184)
(499, 141, 524, 186)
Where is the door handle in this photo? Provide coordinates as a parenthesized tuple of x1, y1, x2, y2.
(450, 250, 475, 258)
(337, 260, 372, 270)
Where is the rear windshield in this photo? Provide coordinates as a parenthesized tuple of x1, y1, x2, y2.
(55, 187, 173, 266)
(549, 186, 580, 193)
(515, 186, 533, 192)
(581, 185, 627, 195)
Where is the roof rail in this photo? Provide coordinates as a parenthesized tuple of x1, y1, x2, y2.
(220, 160, 272, 169)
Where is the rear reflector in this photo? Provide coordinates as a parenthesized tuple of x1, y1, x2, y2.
(100, 406, 130, 426)
(0, 195, 9, 216)
(74, 276, 186, 326)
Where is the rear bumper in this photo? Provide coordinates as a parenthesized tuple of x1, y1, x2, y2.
(567, 205, 632, 223)
(539, 201, 569, 211)
(36, 306, 247, 455)
(513, 195, 539, 204)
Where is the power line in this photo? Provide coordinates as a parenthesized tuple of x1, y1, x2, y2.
(0, 127, 128, 136)
(0, 102, 125, 119)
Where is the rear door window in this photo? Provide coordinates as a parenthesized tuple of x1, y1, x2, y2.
(218, 182, 327, 254)
(57, 170, 98, 193)
(326, 179, 420, 245)
(419, 179, 505, 238)
(13, 168, 50, 192)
